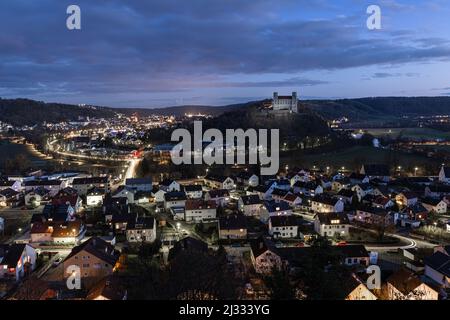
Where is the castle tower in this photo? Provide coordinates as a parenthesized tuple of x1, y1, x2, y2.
(291, 92, 298, 113)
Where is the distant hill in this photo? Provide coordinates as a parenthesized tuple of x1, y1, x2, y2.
(0, 98, 117, 126)
(304, 97, 450, 121)
(2, 96, 450, 127)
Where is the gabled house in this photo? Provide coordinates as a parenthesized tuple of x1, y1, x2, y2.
(87, 275, 127, 300)
(0, 244, 37, 281)
(125, 177, 152, 192)
(183, 184, 203, 199)
(247, 185, 274, 200)
(218, 215, 247, 240)
(0, 178, 22, 192)
(204, 189, 230, 207)
(395, 192, 418, 208)
(250, 237, 283, 274)
(25, 187, 50, 207)
(386, 268, 438, 300)
(292, 181, 323, 196)
(402, 203, 428, 222)
(164, 191, 187, 211)
(332, 177, 351, 192)
(152, 188, 166, 203)
(168, 236, 208, 261)
(283, 194, 302, 208)
(354, 206, 394, 226)
(112, 186, 135, 204)
(260, 200, 293, 223)
(360, 164, 390, 182)
(126, 216, 156, 243)
(371, 196, 395, 209)
(238, 195, 262, 216)
(236, 171, 259, 187)
(63, 237, 121, 289)
(424, 248, 450, 289)
(351, 183, 374, 201)
(24, 179, 66, 196)
(438, 166, 450, 184)
(270, 188, 291, 202)
(51, 194, 83, 213)
(159, 179, 181, 192)
(204, 174, 235, 190)
(337, 189, 355, 204)
(314, 212, 350, 237)
(421, 197, 448, 214)
(72, 177, 109, 196)
(425, 185, 450, 198)
(86, 187, 105, 207)
(0, 188, 21, 207)
(268, 215, 299, 239)
(185, 200, 217, 223)
(311, 195, 344, 213)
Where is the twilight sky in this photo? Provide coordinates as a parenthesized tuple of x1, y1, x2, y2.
(0, 0, 449, 108)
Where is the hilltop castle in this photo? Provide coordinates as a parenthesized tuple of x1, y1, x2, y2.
(272, 92, 298, 113)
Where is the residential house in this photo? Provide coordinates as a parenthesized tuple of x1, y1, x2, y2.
(270, 188, 291, 202)
(183, 184, 203, 199)
(260, 200, 293, 221)
(402, 203, 428, 222)
(424, 248, 450, 289)
(164, 191, 187, 211)
(204, 189, 230, 207)
(283, 194, 302, 208)
(72, 177, 109, 196)
(0, 244, 36, 281)
(87, 275, 127, 300)
(425, 185, 450, 198)
(314, 212, 351, 237)
(360, 164, 390, 182)
(152, 188, 166, 203)
(0, 188, 21, 207)
(292, 181, 323, 196)
(395, 192, 419, 208)
(63, 237, 121, 289)
(351, 183, 374, 201)
(421, 197, 448, 214)
(344, 274, 378, 300)
(0, 179, 22, 192)
(185, 200, 217, 223)
(126, 216, 156, 243)
(354, 206, 394, 226)
(125, 177, 152, 192)
(24, 179, 66, 196)
(238, 195, 262, 216)
(112, 186, 135, 204)
(25, 187, 50, 207)
(236, 171, 259, 187)
(247, 185, 274, 200)
(86, 187, 105, 207)
(311, 195, 344, 213)
(168, 237, 209, 261)
(386, 268, 438, 300)
(159, 179, 181, 192)
(438, 166, 450, 184)
(268, 215, 299, 239)
(204, 174, 235, 190)
(218, 215, 247, 240)
(250, 237, 283, 274)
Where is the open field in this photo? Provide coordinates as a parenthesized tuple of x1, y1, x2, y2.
(363, 127, 450, 140)
(282, 145, 442, 172)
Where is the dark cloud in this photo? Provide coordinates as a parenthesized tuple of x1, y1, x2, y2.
(0, 0, 449, 106)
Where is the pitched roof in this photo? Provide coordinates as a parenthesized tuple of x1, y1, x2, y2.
(219, 214, 247, 230)
(0, 244, 26, 268)
(269, 215, 299, 227)
(64, 237, 119, 266)
(86, 275, 127, 300)
(207, 189, 229, 198)
(125, 177, 152, 186)
(185, 199, 216, 211)
(164, 191, 186, 201)
(126, 216, 155, 230)
(72, 176, 108, 185)
(250, 237, 279, 259)
(387, 269, 426, 295)
(316, 212, 350, 225)
(240, 195, 261, 205)
(424, 251, 450, 277)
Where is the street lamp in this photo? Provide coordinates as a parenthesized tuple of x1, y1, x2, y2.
(414, 167, 419, 176)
